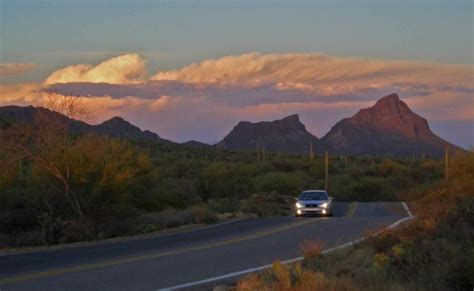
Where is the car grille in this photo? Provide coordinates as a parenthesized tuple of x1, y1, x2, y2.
(305, 204, 319, 208)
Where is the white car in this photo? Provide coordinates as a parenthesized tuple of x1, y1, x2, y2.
(295, 190, 334, 217)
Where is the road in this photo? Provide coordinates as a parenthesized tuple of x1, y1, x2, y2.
(0, 202, 409, 291)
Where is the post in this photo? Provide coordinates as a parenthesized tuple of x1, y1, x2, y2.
(257, 143, 260, 163)
(444, 145, 449, 181)
(309, 143, 314, 161)
(263, 146, 266, 164)
(325, 151, 329, 191)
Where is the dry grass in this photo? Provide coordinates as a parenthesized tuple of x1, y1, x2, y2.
(300, 240, 323, 259)
(237, 262, 357, 291)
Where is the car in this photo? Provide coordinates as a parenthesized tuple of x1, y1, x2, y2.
(295, 190, 334, 217)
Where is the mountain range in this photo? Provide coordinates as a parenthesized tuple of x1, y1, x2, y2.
(0, 105, 172, 144)
(0, 94, 464, 157)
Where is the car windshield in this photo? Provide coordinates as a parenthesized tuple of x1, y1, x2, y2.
(299, 191, 328, 201)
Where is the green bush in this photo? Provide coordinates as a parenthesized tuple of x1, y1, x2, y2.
(254, 172, 300, 195)
(349, 177, 395, 201)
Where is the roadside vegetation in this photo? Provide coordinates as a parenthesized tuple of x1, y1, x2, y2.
(0, 107, 453, 248)
(236, 153, 474, 291)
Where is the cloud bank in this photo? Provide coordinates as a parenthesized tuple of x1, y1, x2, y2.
(0, 63, 37, 77)
(1, 52, 472, 146)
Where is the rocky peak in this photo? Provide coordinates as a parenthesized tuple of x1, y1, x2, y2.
(368, 93, 412, 116)
(217, 114, 323, 154)
(322, 93, 462, 156)
(101, 116, 129, 126)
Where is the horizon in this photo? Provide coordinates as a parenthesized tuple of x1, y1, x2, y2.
(1, 0, 473, 147)
(6, 92, 467, 150)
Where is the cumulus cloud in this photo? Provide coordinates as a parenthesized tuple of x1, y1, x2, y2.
(0, 63, 37, 77)
(45, 54, 147, 85)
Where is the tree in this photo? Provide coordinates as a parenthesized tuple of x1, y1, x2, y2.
(0, 95, 94, 221)
(42, 92, 94, 121)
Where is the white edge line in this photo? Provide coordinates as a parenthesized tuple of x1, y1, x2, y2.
(402, 201, 414, 218)
(159, 202, 415, 291)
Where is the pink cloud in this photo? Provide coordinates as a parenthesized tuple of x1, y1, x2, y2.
(0, 63, 37, 77)
(45, 54, 147, 85)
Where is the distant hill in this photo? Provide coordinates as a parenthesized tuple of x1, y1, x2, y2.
(321, 94, 463, 157)
(0, 105, 172, 144)
(216, 114, 324, 154)
(181, 140, 212, 148)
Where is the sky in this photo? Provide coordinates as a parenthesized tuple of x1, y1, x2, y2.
(0, 0, 473, 147)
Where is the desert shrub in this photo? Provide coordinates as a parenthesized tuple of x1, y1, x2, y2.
(97, 217, 133, 239)
(58, 219, 96, 244)
(0, 233, 11, 248)
(300, 240, 323, 269)
(13, 230, 45, 247)
(0, 208, 38, 233)
(237, 274, 267, 291)
(153, 208, 194, 228)
(196, 162, 253, 201)
(190, 204, 218, 224)
(208, 198, 240, 213)
(327, 173, 353, 201)
(313, 244, 376, 279)
(349, 177, 395, 201)
(254, 172, 300, 195)
(378, 159, 406, 176)
(240, 193, 289, 217)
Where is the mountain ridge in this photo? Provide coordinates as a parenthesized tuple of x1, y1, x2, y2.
(0, 105, 173, 144)
(0, 93, 465, 157)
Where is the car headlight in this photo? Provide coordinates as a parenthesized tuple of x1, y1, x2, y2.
(320, 202, 328, 208)
(296, 202, 303, 208)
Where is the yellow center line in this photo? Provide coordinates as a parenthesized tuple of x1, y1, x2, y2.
(350, 202, 358, 218)
(0, 217, 325, 285)
(346, 202, 355, 217)
(346, 202, 358, 218)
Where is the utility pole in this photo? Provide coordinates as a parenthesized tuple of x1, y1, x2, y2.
(262, 146, 266, 164)
(257, 143, 260, 163)
(444, 145, 449, 181)
(325, 151, 329, 191)
(309, 143, 315, 161)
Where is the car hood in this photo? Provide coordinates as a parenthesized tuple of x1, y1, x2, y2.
(298, 199, 329, 205)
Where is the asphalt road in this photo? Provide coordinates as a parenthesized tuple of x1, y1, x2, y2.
(0, 202, 409, 291)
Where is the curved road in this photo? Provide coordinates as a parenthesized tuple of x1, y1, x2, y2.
(0, 202, 409, 290)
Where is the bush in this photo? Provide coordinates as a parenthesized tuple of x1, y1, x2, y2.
(13, 230, 45, 247)
(98, 217, 133, 239)
(254, 172, 300, 195)
(240, 193, 289, 217)
(191, 204, 218, 224)
(154, 208, 195, 228)
(350, 177, 395, 201)
(208, 198, 240, 213)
